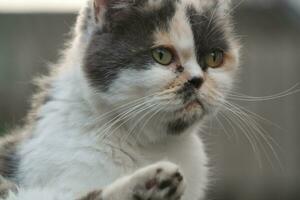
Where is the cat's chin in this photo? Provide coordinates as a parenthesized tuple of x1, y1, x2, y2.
(156, 100, 205, 135)
(182, 99, 204, 112)
(173, 98, 205, 117)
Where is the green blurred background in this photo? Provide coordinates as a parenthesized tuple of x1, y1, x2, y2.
(0, 0, 300, 200)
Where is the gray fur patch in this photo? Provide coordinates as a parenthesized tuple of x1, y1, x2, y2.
(187, 5, 230, 70)
(84, 0, 178, 91)
(0, 134, 22, 181)
(167, 118, 192, 135)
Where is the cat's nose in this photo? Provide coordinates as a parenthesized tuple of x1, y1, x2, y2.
(188, 77, 203, 89)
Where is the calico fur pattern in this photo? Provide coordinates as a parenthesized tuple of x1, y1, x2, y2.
(0, 0, 239, 199)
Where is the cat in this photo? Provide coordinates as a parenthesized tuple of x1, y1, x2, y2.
(0, 0, 240, 199)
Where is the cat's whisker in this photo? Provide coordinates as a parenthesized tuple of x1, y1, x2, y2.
(99, 94, 175, 143)
(220, 106, 264, 170)
(229, 102, 286, 168)
(208, 86, 288, 132)
(91, 91, 170, 123)
(83, 90, 175, 129)
(227, 89, 300, 101)
(82, 100, 149, 133)
(227, 101, 285, 146)
(218, 111, 240, 143)
(81, 95, 153, 126)
(226, 83, 300, 101)
(209, 85, 285, 171)
(123, 104, 163, 145)
(109, 102, 160, 144)
(225, 0, 246, 17)
(98, 98, 158, 142)
(222, 100, 284, 172)
(215, 115, 232, 140)
(206, 3, 219, 34)
(205, 21, 226, 43)
(129, 104, 166, 138)
(135, 100, 172, 145)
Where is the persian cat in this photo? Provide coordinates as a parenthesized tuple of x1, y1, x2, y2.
(0, 0, 239, 199)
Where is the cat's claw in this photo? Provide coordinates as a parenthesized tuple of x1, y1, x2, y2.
(132, 162, 186, 200)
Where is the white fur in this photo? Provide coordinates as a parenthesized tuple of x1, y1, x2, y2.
(3, 188, 74, 200)
(4, 0, 239, 199)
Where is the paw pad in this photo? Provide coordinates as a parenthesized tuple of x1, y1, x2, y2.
(134, 162, 186, 200)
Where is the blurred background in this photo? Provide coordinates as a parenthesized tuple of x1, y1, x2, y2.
(0, 0, 299, 199)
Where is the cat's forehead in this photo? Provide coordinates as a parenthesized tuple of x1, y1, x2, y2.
(142, 0, 225, 11)
(151, 0, 230, 59)
(152, 3, 195, 61)
(177, 0, 216, 11)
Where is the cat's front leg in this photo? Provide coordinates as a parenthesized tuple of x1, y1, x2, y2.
(79, 161, 186, 200)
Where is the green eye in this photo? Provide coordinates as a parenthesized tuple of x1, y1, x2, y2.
(152, 47, 173, 65)
(204, 50, 225, 68)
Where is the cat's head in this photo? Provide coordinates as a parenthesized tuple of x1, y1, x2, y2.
(80, 0, 240, 142)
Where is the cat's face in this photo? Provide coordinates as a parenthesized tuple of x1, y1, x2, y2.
(83, 0, 239, 139)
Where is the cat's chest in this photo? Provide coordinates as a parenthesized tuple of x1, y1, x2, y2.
(115, 134, 208, 200)
(20, 132, 207, 199)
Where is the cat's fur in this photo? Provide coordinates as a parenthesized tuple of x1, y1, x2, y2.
(0, 0, 240, 199)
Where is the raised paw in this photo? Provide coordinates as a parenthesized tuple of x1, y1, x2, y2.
(133, 161, 186, 200)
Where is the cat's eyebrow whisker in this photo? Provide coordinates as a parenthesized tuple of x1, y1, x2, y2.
(206, 3, 219, 34)
(224, 0, 246, 18)
(205, 20, 226, 42)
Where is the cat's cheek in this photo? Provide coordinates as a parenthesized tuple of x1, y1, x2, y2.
(105, 66, 176, 99)
(208, 70, 235, 91)
(200, 71, 234, 106)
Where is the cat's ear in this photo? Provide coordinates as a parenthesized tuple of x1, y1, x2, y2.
(93, 0, 108, 22)
(93, 0, 133, 22)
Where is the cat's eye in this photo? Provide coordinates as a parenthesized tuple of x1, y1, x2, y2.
(204, 50, 225, 68)
(152, 47, 173, 66)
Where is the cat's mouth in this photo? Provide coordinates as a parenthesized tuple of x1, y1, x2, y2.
(174, 98, 205, 116)
(183, 99, 203, 111)
(166, 98, 205, 135)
